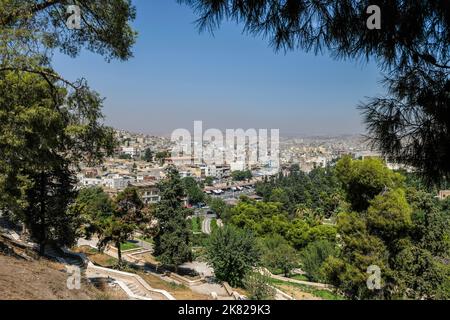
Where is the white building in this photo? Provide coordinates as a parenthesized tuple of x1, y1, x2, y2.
(230, 161, 246, 172)
(80, 177, 102, 187)
(122, 147, 138, 157)
(200, 164, 217, 177)
(102, 174, 135, 190)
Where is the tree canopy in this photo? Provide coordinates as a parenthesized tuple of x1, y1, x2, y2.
(153, 166, 192, 269)
(0, 0, 136, 253)
(206, 225, 260, 287)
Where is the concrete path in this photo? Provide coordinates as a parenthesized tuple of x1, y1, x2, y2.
(258, 268, 333, 290)
(86, 263, 175, 300)
(202, 217, 212, 235)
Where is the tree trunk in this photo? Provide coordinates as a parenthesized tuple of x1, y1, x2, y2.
(39, 241, 46, 256)
(39, 171, 47, 257)
(116, 242, 122, 262)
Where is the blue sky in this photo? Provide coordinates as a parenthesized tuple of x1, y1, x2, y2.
(53, 0, 385, 136)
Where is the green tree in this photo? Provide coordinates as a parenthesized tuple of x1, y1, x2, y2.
(0, 71, 114, 254)
(155, 151, 170, 165)
(367, 188, 412, 244)
(143, 148, 153, 162)
(323, 185, 449, 299)
(243, 272, 276, 300)
(322, 212, 389, 299)
(204, 176, 215, 186)
(1, 1, 136, 63)
(229, 199, 290, 238)
(206, 225, 260, 287)
(301, 240, 336, 282)
(261, 235, 298, 277)
(182, 177, 205, 205)
(68, 187, 114, 239)
(97, 187, 147, 263)
(153, 166, 192, 270)
(119, 154, 132, 160)
(179, 0, 450, 185)
(336, 156, 404, 212)
(0, 0, 135, 254)
(231, 170, 252, 181)
(207, 197, 228, 219)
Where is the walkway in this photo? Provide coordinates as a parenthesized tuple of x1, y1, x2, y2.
(202, 217, 212, 235)
(259, 268, 333, 290)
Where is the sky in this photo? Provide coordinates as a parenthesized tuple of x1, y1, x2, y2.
(52, 0, 386, 137)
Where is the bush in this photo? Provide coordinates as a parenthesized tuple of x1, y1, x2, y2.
(301, 240, 337, 282)
(206, 226, 260, 287)
(244, 272, 276, 300)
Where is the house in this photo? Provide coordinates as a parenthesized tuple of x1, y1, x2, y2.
(102, 174, 135, 190)
(122, 147, 138, 157)
(80, 177, 102, 187)
(438, 190, 450, 201)
(131, 181, 161, 205)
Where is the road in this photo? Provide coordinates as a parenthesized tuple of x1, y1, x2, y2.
(202, 217, 212, 235)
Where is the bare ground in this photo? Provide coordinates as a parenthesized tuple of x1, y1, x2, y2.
(0, 253, 127, 300)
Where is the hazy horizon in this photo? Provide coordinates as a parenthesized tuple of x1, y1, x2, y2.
(52, 0, 385, 136)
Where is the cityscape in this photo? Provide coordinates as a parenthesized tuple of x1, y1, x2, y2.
(0, 0, 449, 313)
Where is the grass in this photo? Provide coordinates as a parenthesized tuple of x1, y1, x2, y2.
(76, 246, 118, 268)
(269, 278, 345, 300)
(120, 241, 140, 251)
(75, 247, 210, 300)
(136, 236, 153, 244)
(192, 232, 208, 247)
(210, 218, 218, 232)
(289, 274, 310, 281)
(191, 216, 203, 233)
(139, 273, 211, 300)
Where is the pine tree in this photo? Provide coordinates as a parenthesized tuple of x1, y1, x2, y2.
(153, 166, 192, 271)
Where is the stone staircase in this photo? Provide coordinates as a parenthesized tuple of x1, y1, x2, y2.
(44, 245, 86, 269)
(124, 280, 155, 299)
(86, 263, 175, 300)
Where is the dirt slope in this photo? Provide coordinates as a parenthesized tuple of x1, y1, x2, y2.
(0, 253, 125, 300)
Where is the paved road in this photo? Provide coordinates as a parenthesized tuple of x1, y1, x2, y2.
(202, 217, 212, 235)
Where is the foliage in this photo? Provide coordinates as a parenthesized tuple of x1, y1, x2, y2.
(207, 197, 229, 219)
(1, 0, 136, 62)
(155, 151, 170, 165)
(68, 187, 114, 238)
(367, 188, 412, 244)
(301, 240, 337, 282)
(0, 71, 114, 253)
(191, 216, 202, 234)
(256, 166, 345, 218)
(97, 187, 148, 262)
(336, 156, 404, 212)
(323, 163, 450, 299)
(210, 218, 219, 233)
(0, 0, 135, 254)
(182, 177, 205, 205)
(229, 197, 336, 250)
(243, 272, 276, 300)
(231, 170, 252, 181)
(142, 148, 153, 162)
(260, 235, 298, 277)
(118, 153, 132, 160)
(204, 176, 215, 186)
(153, 166, 192, 269)
(205, 225, 260, 287)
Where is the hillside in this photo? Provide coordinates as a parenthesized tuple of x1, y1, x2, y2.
(0, 242, 126, 300)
